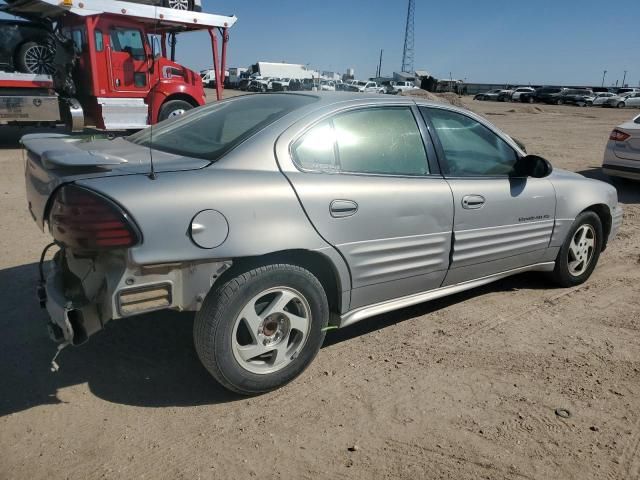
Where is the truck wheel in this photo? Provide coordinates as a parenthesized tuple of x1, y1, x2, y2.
(550, 211, 602, 288)
(16, 41, 55, 75)
(158, 99, 193, 121)
(163, 0, 193, 10)
(194, 264, 329, 395)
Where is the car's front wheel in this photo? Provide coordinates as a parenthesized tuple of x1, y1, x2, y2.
(194, 264, 329, 395)
(550, 211, 603, 287)
(617, 102, 626, 108)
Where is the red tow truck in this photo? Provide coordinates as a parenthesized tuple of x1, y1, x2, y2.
(0, 0, 236, 131)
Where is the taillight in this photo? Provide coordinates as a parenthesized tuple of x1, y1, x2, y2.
(610, 129, 630, 142)
(49, 185, 140, 250)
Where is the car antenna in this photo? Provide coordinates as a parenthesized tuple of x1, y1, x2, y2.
(147, 8, 160, 181)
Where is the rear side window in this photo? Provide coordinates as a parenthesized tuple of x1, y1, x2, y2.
(422, 107, 518, 177)
(128, 94, 318, 160)
(293, 107, 429, 176)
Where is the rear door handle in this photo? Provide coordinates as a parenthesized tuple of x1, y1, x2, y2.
(330, 199, 358, 218)
(462, 195, 486, 209)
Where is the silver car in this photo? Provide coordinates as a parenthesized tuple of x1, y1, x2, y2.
(603, 114, 640, 181)
(603, 92, 640, 108)
(24, 93, 623, 394)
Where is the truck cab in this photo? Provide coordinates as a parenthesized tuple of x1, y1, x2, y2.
(0, 0, 236, 131)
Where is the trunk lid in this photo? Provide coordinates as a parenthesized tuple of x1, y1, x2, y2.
(23, 133, 209, 230)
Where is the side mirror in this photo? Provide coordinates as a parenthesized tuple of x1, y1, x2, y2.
(512, 155, 553, 178)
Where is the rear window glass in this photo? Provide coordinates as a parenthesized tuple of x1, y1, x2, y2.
(128, 94, 317, 160)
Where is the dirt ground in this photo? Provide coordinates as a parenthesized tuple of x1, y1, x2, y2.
(1, 93, 639, 480)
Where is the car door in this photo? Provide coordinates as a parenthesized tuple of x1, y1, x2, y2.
(628, 93, 640, 107)
(420, 106, 557, 286)
(105, 24, 149, 94)
(276, 105, 454, 310)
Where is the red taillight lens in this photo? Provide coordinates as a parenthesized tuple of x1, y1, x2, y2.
(49, 185, 139, 250)
(610, 129, 630, 142)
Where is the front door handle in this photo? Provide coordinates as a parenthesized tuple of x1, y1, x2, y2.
(462, 195, 486, 210)
(330, 199, 358, 218)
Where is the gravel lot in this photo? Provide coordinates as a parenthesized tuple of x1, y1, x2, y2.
(1, 94, 639, 480)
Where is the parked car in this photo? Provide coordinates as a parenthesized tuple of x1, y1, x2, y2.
(615, 88, 640, 95)
(25, 93, 622, 394)
(387, 81, 419, 94)
(271, 78, 293, 92)
(238, 78, 251, 91)
(602, 92, 640, 109)
(591, 92, 617, 106)
(602, 114, 640, 181)
(0, 19, 54, 75)
(511, 87, 535, 102)
(555, 88, 595, 106)
(320, 80, 336, 91)
(347, 80, 385, 94)
(474, 89, 512, 101)
(497, 90, 513, 102)
(474, 89, 503, 101)
(535, 87, 567, 104)
(248, 77, 273, 92)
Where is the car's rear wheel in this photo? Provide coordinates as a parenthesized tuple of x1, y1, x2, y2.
(163, 0, 193, 10)
(194, 264, 329, 395)
(550, 211, 603, 287)
(158, 99, 193, 121)
(16, 41, 55, 75)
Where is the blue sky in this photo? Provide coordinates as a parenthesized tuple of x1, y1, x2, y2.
(186, 0, 639, 86)
(2, 0, 639, 86)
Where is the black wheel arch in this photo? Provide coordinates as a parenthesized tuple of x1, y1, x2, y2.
(215, 249, 344, 322)
(582, 204, 612, 251)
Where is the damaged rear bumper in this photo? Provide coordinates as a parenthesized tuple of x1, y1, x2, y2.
(40, 265, 103, 346)
(38, 247, 232, 346)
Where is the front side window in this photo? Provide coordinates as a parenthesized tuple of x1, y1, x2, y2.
(110, 28, 145, 60)
(293, 107, 429, 176)
(422, 107, 518, 177)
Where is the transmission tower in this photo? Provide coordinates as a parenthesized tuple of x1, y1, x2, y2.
(401, 0, 415, 73)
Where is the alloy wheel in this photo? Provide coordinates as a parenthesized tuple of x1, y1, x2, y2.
(23, 44, 55, 75)
(167, 0, 190, 9)
(568, 224, 596, 277)
(231, 287, 311, 375)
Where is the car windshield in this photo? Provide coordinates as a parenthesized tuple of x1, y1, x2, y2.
(127, 94, 318, 160)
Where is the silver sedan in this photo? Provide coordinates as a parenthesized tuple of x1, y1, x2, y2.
(603, 114, 640, 180)
(24, 93, 623, 394)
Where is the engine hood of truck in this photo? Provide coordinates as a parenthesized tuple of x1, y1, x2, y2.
(23, 133, 209, 230)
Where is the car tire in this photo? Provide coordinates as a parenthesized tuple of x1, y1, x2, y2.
(15, 40, 55, 75)
(586, 101, 593, 107)
(550, 211, 603, 288)
(162, 0, 193, 10)
(617, 102, 625, 108)
(194, 264, 329, 395)
(556, 99, 563, 105)
(158, 99, 193, 121)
